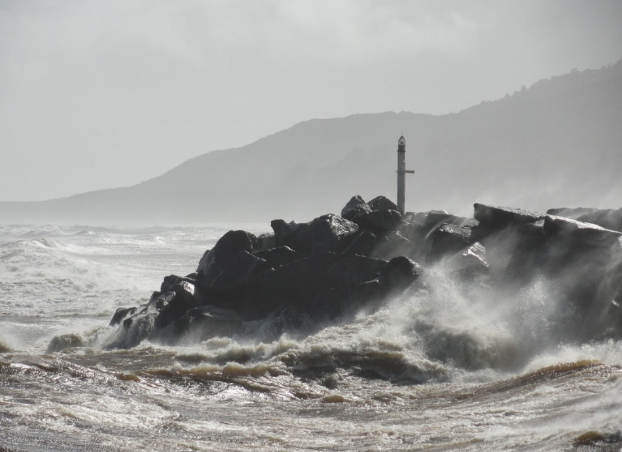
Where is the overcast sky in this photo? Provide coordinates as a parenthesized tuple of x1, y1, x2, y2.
(1, 0, 621, 201)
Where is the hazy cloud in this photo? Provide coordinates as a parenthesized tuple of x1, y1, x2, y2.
(1, 0, 621, 201)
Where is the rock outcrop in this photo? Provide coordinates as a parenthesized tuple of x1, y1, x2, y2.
(107, 195, 622, 348)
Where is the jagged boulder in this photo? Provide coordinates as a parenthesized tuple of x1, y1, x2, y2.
(110, 292, 177, 349)
(544, 215, 622, 249)
(424, 211, 477, 230)
(379, 256, 422, 289)
(541, 215, 622, 281)
(154, 281, 202, 329)
(428, 224, 474, 262)
(197, 230, 257, 276)
(403, 211, 428, 226)
(109, 307, 137, 326)
(474, 203, 545, 229)
(396, 222, 430, 262)
(232, 252, 344, 317)
(255, 233, 277, 251)
(539, 215, 622, 338)
(341, 230, 378, 257)
(107, 197, 622, 349)
(313, 279, 386, 319)
(500, 219, 547, 285)
(326, 255, 388, 285)
(309, 214, 360, 254)
(341, 195, 372, 221)
(160, 274, 197, 294)
(368, 196, 398, 212)
(271, 214, 358, 256)
(255, 246, 303, 268)
(548, 207, 622, 233)
(372, 230, 410, 260)
(351, 209, 403, 235)
(173, 305, 243, 341)
(210, 251, 271, 292)
(444, 242, 489, 279)
(196, 249, 211, 275)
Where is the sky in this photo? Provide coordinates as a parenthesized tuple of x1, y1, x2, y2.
(1, 0, 621, 202)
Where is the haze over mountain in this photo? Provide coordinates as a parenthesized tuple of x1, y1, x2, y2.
(2, 61, 621, 224)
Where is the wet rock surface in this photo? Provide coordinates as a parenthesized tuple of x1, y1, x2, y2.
(474, 203, 545, 228)
(548, 206, 622, 232)
(110, 195, 622, 347)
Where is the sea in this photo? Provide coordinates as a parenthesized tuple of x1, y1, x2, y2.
(1, 223, 621, 451)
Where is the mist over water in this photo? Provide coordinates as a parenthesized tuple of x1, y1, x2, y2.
(1, 223, 621, 451)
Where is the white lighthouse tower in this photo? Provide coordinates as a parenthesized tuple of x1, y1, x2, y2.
(396, 136, 414, 214)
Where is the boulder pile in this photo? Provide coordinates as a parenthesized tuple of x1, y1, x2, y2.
(108, 196, 622, 348)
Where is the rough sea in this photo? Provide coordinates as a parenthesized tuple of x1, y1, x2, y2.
(1, 224, 621, 451)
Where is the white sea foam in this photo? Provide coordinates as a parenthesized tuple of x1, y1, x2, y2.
(3, 223, 622, 452)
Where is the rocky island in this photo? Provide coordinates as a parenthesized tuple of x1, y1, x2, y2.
(104, 196, 622, 350)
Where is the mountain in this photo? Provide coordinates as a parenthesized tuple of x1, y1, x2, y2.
(2, 61, 621, 224)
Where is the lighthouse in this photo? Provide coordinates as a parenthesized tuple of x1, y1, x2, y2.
(396, 136, 414, 214)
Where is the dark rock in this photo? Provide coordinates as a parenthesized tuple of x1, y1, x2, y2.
(517, 219, 546, 237)
(155, 282, 201, 329)
(368, 196, 398, 212)
(313, 279, 386, 319)
(161, 274, 197, 294)
(474, 203, 545, 229)
(174, 305, 243, 341)
(428, 224, 474, 262)
(548, 207, 622, 232)
(341, 230, 378, 257)
(271, 219, 308, 251)
(271, 215, 358, 256)
(396, 222, 430, 262)
(109, 307, 137, 326)
(196, 230, 257, 275)
(309, 214, 359, 254)
(501, 220, 547, 285)
(113, 294, 171, 349)
(210, 251, 271, 292)
(256, 233, 276, 251)
(544, 215, 622, 249)
(541, 215, 621, 285)
(425, 211, 477, 230)
(149, 291, 176, 310)
(255, 246, 304, 268)
(379, 256, 423, 289)
(352, 209, 403, 235)
(403, 211, 428, 226)
(196, 249, 211, 276)
(444, 242, 489, 279)
(241, 252, 344, 317)
(372, 231, 410, 260)
(199, 262, 222, 288)
(327, 255, 388, 285)
(341, 195, 372, 221)
(540, 215, 622, 339)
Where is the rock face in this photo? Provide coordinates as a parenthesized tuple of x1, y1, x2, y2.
(341, 195, 372, 221)
(107, 195, 622, 348)
(271, 214, 359, 256)
(368, 196, 399, 212)
(474, 203, 545, 228)
(197, 230, 257, 277)
(428, 224, 474, 262)
(543, 216, 622, 338)
(547, 207, 622, 233)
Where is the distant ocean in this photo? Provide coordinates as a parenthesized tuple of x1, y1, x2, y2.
(1, 223, 621, 451)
